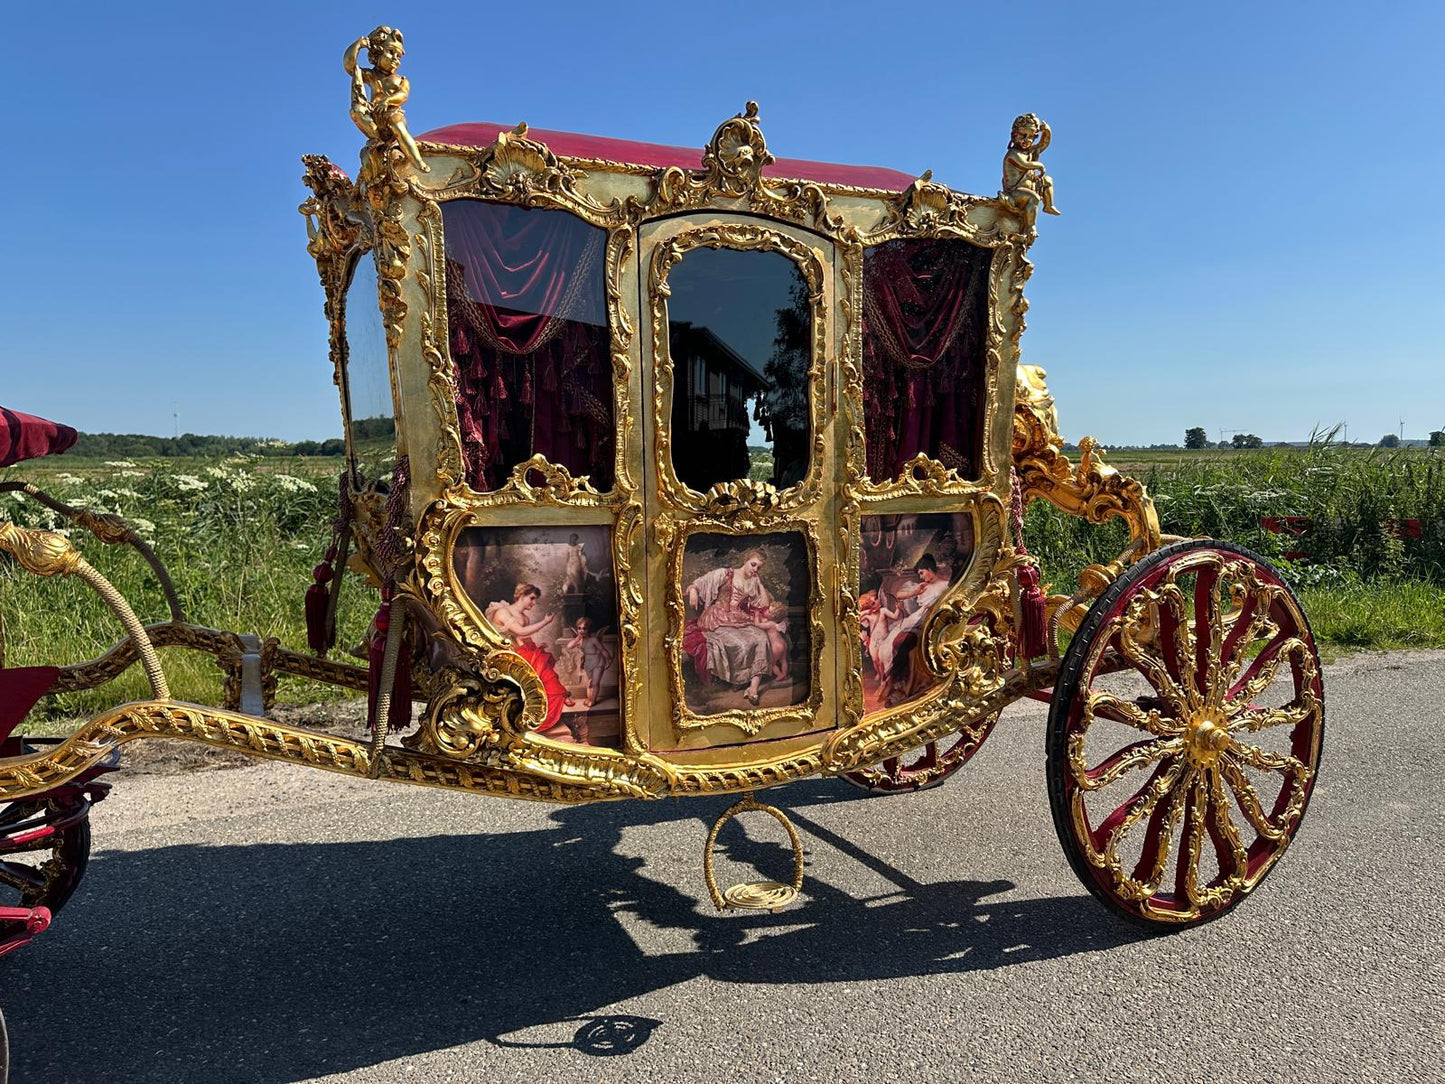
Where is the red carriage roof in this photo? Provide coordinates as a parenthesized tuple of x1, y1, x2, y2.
(1, 407, 77, 468)
(419, 123, 920, 192)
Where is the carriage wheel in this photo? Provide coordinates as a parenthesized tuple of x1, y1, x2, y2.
(843, 712, 1000, 793)
(0, 788, 94, 942)
(1047, 540, 1324, 929)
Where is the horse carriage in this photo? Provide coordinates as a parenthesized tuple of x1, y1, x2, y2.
(1, 26, 1323, 938)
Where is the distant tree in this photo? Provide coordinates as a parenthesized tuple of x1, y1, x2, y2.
(1430, 430, 1445, 447)
(1379, 434, 1401, 448)
(1217, 440, 1232, 450)
(1184, 427, 1208, 450)
(1231, 433, 1264, 449)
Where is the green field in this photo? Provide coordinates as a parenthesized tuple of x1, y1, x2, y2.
(2, 442, 1441, 723)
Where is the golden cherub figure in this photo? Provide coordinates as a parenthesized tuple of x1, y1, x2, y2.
(1000, 113, 1059, 224)
(343, 26, 429, 173)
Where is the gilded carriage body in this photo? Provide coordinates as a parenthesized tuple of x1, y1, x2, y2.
(0, 29, 1323, 930)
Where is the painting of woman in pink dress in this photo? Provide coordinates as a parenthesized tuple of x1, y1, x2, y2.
(681, 535, 810, 713)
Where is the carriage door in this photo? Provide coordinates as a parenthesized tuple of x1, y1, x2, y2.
(638, 215, 841, 753)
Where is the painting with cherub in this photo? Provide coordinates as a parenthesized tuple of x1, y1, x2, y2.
(452, 524, 621, 748)
(859, 513, 975, 714)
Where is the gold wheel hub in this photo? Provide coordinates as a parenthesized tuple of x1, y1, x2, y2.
(1184, 714, 1232, 770)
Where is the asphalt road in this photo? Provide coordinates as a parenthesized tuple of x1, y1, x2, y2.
(6, 651, 1443, 1083)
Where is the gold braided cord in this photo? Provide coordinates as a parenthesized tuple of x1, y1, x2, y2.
(72, 559, 170, 700)
(367, 604, 406, 778)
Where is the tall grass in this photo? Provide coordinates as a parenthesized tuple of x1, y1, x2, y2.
(0, 456, 373, 718)
(1027, 439, 1445, 587)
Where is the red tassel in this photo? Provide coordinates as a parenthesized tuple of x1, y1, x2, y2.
(304, 561, 335, 655)
(1017, 559, 1049, 659)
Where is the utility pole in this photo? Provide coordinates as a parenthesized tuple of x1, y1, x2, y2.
(173, 402, 180, 438)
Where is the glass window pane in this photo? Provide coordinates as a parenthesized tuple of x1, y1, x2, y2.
(665, 247, 812, 492)
(342, 255, 395, 480)
(442, 200, 614, 493)
(862, 238, 991, 481)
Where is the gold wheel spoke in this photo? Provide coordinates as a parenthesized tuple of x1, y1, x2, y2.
(1232, 700, 1318, 734)
(1096, 759, 1187, 887)
(1126, 766, 1194, 893)
(1229, 740, 1308, 779)
(1193, 565, 1225, 710)
(1206, 769, 1249, 883)
(1178, 775, 1209, 904)
(1084, 690, 1180, 736)
(1226, 635, 1303, 709)
(1117, 615, 1190, 717)
(1218, 755, 1290, 842)
(1218, 579, 1280, 692)
(1079, 738, 1182, 791)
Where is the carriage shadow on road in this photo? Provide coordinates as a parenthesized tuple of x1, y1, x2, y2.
(7, 780, 1148, 1082)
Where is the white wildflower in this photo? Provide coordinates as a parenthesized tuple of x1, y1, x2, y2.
(273, 474, 317, 494)
(204, 466, 228, 479)
(175, 475, 209, 492)
(103, 460, 137, 468)
(120, 470, 146, 478)
(55, 473, 84, 485)
(129, 517, 157, 539)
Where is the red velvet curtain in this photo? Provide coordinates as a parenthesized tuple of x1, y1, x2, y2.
(861, 239, 991, 480)
(443, 201, 613, 491)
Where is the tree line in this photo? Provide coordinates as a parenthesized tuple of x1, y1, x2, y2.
(69, 432, 347, 459)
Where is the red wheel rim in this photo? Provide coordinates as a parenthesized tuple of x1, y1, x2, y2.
(1057, 545, 1323, 925)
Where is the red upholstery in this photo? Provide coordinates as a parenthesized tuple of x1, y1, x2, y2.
(1, 407, 77, 468)
(0, 667, 60, 744)
(420, 123, 919, 191)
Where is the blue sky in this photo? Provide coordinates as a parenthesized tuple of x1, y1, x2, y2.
(5, 1, 1441, 445)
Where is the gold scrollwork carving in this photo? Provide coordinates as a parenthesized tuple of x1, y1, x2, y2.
(645, 102, 842, 234)
(1012, 363, 1162, 564)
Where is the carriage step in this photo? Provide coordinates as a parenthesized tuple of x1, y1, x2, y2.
(702, 793, 805, 913)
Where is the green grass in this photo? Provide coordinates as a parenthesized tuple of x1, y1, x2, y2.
(1, 454, 375, 720)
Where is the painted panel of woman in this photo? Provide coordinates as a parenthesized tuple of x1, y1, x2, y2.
(485, 582, 573, 730)
(682, 549, 779, 705)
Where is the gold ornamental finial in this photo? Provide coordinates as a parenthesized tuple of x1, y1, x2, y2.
(343, 25, 430, 173)
(1000, 112, 1059, 227)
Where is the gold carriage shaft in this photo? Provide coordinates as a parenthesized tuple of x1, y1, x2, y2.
(0, 27, 1323, 929)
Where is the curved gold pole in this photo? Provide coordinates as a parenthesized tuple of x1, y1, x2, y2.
(0, 523, 169, 701)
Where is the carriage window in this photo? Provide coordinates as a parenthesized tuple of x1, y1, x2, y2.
(442, 200, 613, 493)
(665, 248, 812, 492)
(862, 238, 991, 482)
(342, 255, 396, 480)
